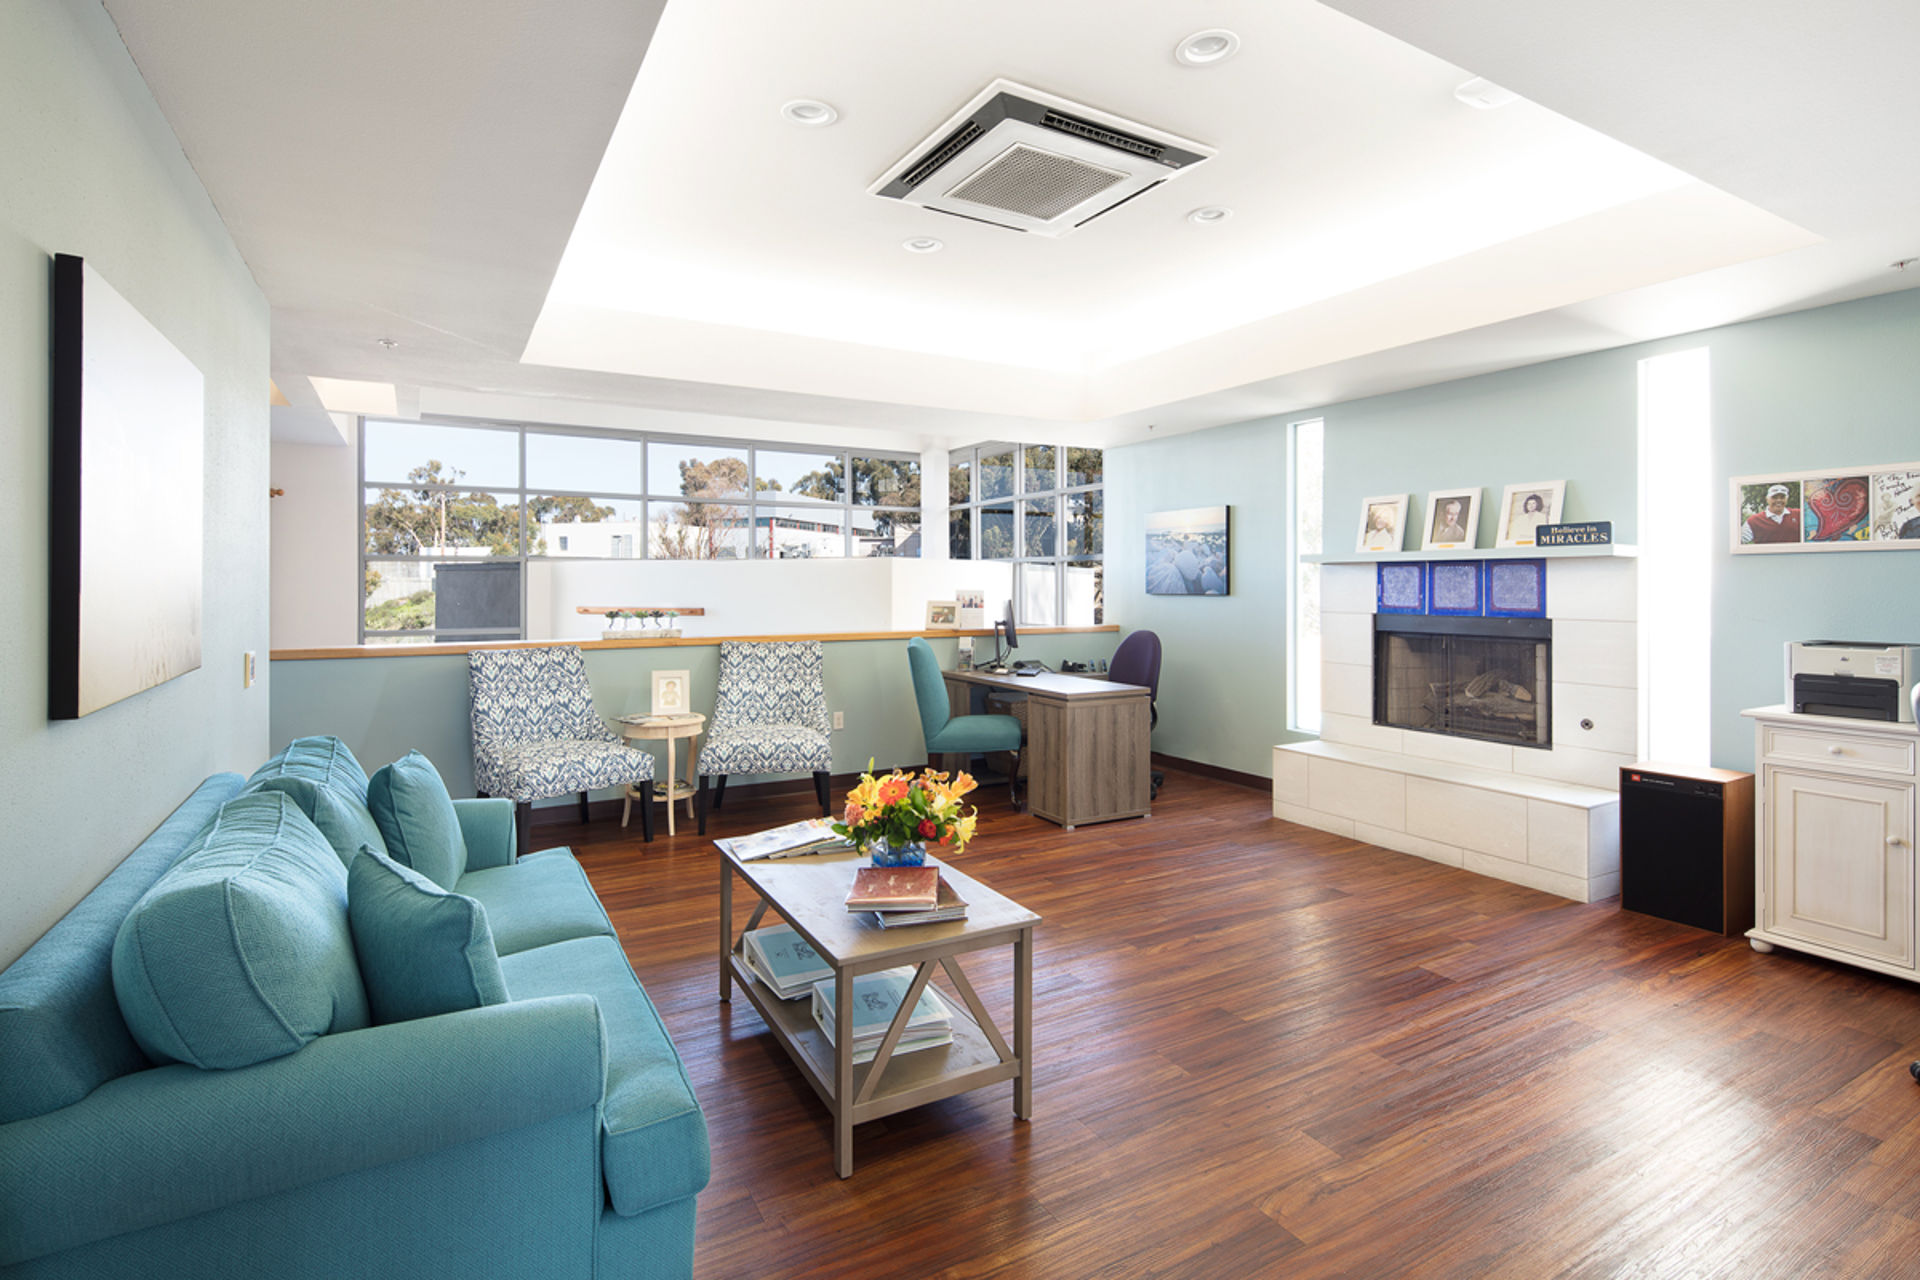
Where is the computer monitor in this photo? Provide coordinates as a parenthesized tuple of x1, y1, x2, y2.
(985, 601, 1017, 674)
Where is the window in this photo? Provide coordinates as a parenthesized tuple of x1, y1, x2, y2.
(949, 443, 1103, 626)
(360, 419, 922, 642)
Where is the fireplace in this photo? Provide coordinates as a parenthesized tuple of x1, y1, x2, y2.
(1373, 615, 1552, 748)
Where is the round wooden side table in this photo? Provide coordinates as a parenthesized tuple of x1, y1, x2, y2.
(618, 712, 706, 838)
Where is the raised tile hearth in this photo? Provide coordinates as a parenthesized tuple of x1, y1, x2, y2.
(1274, 554, 1636, 902)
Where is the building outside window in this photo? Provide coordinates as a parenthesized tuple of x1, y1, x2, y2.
(948, 443, 1103, 625)
(360, 418, 920, 643)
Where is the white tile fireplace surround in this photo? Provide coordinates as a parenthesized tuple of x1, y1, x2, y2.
(1274, 556, 1635, 902)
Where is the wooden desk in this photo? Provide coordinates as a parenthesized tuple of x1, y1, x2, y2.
(942, 668, 1151, 829)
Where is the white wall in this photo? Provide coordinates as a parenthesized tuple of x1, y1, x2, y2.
(271, 438, 359, 648)
(1, 0, 270, 966)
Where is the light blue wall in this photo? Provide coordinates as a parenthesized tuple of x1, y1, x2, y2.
(1106, 421, 1289, 777)
(0, 1, 270, 966)
(1107, 286, 1920, 780)
(269, 631, 1111, 805)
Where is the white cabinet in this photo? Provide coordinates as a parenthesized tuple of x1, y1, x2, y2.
(1745, 707, 1920, 980)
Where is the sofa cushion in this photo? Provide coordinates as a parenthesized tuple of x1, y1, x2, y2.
(241, 735, 386, 869)
(499, 935, 710, 1215)
(112, 792, 371, 1069)
(455, 848, 615, 956)
(367, 751, 468, 890)
(349, 847, 509, 1024)
(0, 775, 244, 1124)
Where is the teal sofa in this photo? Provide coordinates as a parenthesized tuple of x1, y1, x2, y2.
(0, 738, 708, 1279)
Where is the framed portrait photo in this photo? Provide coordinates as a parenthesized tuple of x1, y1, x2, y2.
(1495, 481, 1566, 549)
(1356, 494, 1410, 554)
(1422, 487, 1482, 551)
(650, 668, 691, 717)
(925, 600, 959, 629)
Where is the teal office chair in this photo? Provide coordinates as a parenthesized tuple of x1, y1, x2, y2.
(906, 637, 1024, 807)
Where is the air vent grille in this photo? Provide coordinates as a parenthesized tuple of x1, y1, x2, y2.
(946, 145, 1128, 221)
(900, 121, 984, 190)
(1039, 110, 1166, 162)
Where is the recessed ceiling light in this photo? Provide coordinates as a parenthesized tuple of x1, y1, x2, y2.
(1174, 29, 1241, 67)
(903, 237, 944, 254)
(1454, 77, 1519, 109)
(780, 99, 838, 127)
(1186, 206, 1232, 225)
(376, 337, 398, 349)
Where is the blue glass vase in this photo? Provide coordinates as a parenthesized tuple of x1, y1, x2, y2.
(868, 837, 927, 867)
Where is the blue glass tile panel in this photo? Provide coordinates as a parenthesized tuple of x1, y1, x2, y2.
(1428, 561, 1484, 615)
(1486, 559, 1547, 617)
(1376, 562, 1426, 614)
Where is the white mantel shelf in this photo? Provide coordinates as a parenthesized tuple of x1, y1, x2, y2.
(1305, 545, 1638, 565)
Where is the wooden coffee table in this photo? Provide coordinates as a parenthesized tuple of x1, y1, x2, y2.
(717, 847, 1039, 1177)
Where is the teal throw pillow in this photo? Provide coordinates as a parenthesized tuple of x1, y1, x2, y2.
(112, 792, 370, 1070)
(242, 734, 386, 868)
(367, 751, 469, 890)
(348, 847, 508, 1025)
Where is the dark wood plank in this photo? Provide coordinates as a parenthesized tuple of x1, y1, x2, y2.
(551, 768, 1920, 1280)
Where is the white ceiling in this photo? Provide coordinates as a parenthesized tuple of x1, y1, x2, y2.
(103, 0, 1919, 451)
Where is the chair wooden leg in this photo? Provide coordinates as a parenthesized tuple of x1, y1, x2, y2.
(813, 770, 831, 816)
(578, 791, 590, 825)
(697, 775, 710, 836)
(713, 775, 728, 810)
(639, 783, 655, 843)
(514, 801, 532, 858)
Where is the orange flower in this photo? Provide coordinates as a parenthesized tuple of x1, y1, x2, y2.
(950, 771, 978, 797)
(877, 776, 910, 806)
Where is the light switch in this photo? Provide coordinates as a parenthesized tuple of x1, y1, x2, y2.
(832, 711, 844, 730)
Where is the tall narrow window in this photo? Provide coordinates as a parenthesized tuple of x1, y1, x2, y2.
(1291, 419, 1325, 734)
(1638, 348, 1713, 763)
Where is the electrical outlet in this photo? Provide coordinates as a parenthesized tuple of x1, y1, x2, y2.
(832, 711, 844, 730)
(243, 651, 256, 688)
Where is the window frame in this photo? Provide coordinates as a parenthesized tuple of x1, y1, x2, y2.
(359, 416, 923, 643)
(948, 441, 1103, 627)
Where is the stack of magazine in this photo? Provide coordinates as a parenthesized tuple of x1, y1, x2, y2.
(715, 817, 855, 861)
(740, 924, 832, 1000)
(811, 967, 953, 1064)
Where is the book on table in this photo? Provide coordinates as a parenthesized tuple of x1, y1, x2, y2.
(718, 817, 855, 861)
(740, 924, 833, 1000)
(811, 966, 954, 1064)
(871, 874, 968, 928)
(844, 865, 940, 912)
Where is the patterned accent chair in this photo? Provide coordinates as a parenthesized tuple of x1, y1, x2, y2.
(469, 646, 655, 851)
(696, 641, 834, 834)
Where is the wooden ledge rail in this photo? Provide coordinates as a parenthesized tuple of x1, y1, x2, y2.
(271, 625, 1119, 661)
(573, 606, 707, 615)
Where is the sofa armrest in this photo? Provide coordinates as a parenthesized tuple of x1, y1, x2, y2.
(0, 995, 604, 1267)
(455, 795, 518, 868)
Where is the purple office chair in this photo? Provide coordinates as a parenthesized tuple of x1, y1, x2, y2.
(1108, 630, 1163, 796)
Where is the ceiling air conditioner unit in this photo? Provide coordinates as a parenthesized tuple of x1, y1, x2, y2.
(871, 80, 1213, 237)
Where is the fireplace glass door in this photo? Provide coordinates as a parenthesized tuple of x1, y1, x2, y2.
(1374, 622, 1550, 748)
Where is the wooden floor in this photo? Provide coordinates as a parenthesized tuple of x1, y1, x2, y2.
(558, 769, 1920, 1279)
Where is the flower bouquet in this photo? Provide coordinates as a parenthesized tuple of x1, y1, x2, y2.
(832, 765, 979, 866)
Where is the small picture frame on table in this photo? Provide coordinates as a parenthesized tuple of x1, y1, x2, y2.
(1357, 494, 1410, 553)
(1422, 487, 1481, 551)
(925, 600, 959, 629)
(650, 669, 691, 717)
(1495, 481, 1566, 548)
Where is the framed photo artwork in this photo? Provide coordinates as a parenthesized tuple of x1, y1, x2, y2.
(1356, 495, 1410, 553)
(650, 669, 691, 717)
(1495, 481, 1566, 549)
(1422, 487, 1481, 551)
(49, 254, 206, 719)
(954, 587, 985, 629)
(1730, 461, 1920, 552)
(925, 600, 959, 628)
(1145, 506, 1230, 595)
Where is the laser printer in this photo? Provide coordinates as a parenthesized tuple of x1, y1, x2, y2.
(1786, 641, 1920, 722)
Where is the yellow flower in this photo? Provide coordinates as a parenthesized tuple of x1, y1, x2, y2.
(951, 771, 978, 798)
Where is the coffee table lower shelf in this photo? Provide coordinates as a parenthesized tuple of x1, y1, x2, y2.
(728, 951, 1019, 1125)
